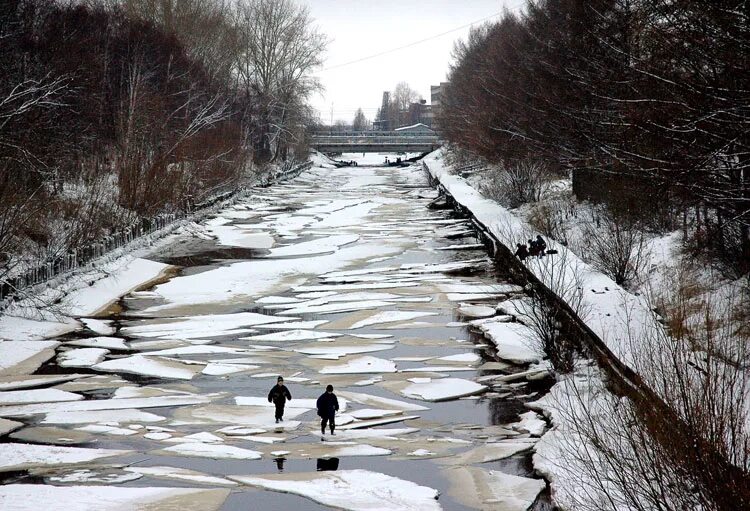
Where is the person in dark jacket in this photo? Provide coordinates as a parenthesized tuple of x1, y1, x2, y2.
(515, 243, 529, 261)
(528, 238, 539, 257)
(267, 376, 292, 423)
(316, 384, 339, 435)
(535, 235, 547, 258)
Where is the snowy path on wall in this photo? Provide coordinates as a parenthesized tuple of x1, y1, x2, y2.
(0, 160, 555, 511)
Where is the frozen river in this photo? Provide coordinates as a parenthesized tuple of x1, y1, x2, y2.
(0, 161, 554, 510)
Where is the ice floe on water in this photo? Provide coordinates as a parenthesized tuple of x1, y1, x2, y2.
(508, 410, 547, 437)
(319, 356, 397, 374)
(340, 415, 420, 429)
(139, 242, 404, 314)
(0, 395, 207, 419)
(93, 354, 202, 380)
(401, 378, 487, 402)
(211, 225, 275, 249)
(201, 363, 255, 376)
(124, 466, 237, 486)
(253, 319, 329, 330)
(66, 336, 129, 350)
(0, 485, 229, 511)
(476, 321, 543, 364)
(348, 408, 403, 420)
(158, 442, 263, 460)
(265, 234, 359, 258)
(75, 424, 138, 436)
(280, 300, 394, 315)
(179, 404, 303, 429)
(435, 352, 481, 364)
(295, 345, 393, 358)
(40, 409, 165, 425)
(443, 440, 536, 465)
(240, 329, 340, 342)
(457, 304, 496, 318)
(0, 340, 59, 376)
(231, 469, 441, 511)
(339, 390, 429, 411)
(45, 468, 143, 484)
(122, 312, 294, 340)
(448, 466, 545, 511)
(0, 418, 23, 436)
(349, 310, 439, 329)
(80, 318, 116, 335)
(0, 373, 90, 391)
(0, 388, 82, 406)
(57, 347, 109, 368)
(319, 443, 392, 457)
(0, 443, 129, 472)
(9, 426, 93, 445)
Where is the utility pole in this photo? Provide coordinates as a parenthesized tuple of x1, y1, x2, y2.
(330, 103, 334, 133)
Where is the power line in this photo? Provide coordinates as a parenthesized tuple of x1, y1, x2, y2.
(321, 10, 506, 72)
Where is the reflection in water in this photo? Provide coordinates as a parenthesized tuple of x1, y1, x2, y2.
(316, 457, 340, 471)
(274, 457, 285, 472)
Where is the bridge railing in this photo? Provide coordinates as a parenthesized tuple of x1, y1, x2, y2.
(311, 136, 440, 145)
(310, 130, 436, 138)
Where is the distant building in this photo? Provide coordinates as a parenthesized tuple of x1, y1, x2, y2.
(394, 123, 435, 134)
(407, 99, 433, 127)
(430, 82, 448, 129)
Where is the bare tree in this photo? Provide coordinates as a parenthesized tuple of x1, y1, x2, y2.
(352, 107, 369, 131)
(545, 278, 750, 511)
(578, 206, 649, 288)
(481, 160, 550, 208)
(120, 0, 238, 83)
(232, 0, 327, 163)
(389, 81, 420, 128)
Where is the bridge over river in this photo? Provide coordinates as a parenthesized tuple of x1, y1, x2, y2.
(310, 130, 442, 153)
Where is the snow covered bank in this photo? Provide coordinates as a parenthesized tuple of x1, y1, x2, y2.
(0, 162, 312, 341)
(423, 149, 657, 375)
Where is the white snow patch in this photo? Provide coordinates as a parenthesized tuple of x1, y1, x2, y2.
(93, 354, 202, 380)
(160, 442, 262, 460)
(401, 378, 487, 402)
(0, 443, 129, 472)
(230, 469, 441, 511)
(0, 389, 83, 406)
(240, 330, 341, 342)
(41, 409, 165, 425)
(80, 319, 116, 335)
(66, 336, 129, 350)
(477, 322, 543, 364)
(0, 341, 59, 376)
(349, 311, 438, 329)
(124, 466, 237, 486)
(57, 348, 109, 368)
(320, 356, 397, 374)
(122, 312, 295, 340)
(0, 485, 228, 511)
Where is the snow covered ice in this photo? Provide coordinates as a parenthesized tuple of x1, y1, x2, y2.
(0, 161, 553, 510)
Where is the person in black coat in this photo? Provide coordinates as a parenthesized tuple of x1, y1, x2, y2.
(535, 235, 547, 257)
(316, 384, 340, 435)
(515, 243, 529, 261)
(267, 376, 292, 423)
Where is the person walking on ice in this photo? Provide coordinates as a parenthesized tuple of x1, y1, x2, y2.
(317, 384, 339, 436)
(267, 376, 292, 423)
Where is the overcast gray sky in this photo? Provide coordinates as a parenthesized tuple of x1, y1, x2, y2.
(301, 0, 522, 124)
